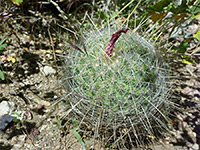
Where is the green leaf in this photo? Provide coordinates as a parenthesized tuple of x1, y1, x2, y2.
(193, 29, 200, 41)
(0, 43, 7, 48)
(105, 143, 115, 148)
(13, 117, 21, 124)
(0, 70, 5, 80)
(181, 55, 197, 65)
(65, 34, 69, 41)
(99, 9, 109, 20)
(12, 0, 23, 6)
(58, 119, 62, 126)
(182, 59, 193, 64)
(178, 41, 189, 53)
(73, 118, 78, 127)
(0, 37, 7, 45)
(148, 0, 171, 12)
(170, 1, 189, 14)
(13, 111, 21, 117)
(75, 131, 83, 144)
(0, 37, 7, 51)
(188, 0, 200, 15)
(172, 41, 189, 54)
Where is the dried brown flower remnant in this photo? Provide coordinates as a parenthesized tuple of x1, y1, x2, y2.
(105, 28, 129, 57)
(29, 127, 40, 138)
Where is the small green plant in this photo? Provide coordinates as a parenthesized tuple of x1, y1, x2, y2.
(49, 116, 64, 133)
(55, 116, 64, 131)
(70, 118, 90, 150)
(0, 70, 4, 80)
(0, 37, 7, 51)
(0, 37, 7, 80)
(12, 112, 22, 127)
(12, 111, 25, 130)
(105, 143, 115, 148)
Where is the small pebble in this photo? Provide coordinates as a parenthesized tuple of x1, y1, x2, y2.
(191, 143, 199, 150)
(40, 66, 56, 76)
(0, 101, 14, 117)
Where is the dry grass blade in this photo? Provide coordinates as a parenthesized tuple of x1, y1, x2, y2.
(80, 36, 88, 55)
(149, 21, 168, 39)
(122, 0, 142, 25)
(109, 0, 135, 22)
(67, 41, 84, 54)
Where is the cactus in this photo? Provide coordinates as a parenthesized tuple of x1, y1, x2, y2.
(62, 25, 173, 148)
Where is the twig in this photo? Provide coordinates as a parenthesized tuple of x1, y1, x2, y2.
(57, 24, 77, 36)
(186, 68, 198, 78)
(47, 27, 57, 67)
(48, 0, 68, 20)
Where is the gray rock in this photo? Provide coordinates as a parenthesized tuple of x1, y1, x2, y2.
(0, 114, 13, 130)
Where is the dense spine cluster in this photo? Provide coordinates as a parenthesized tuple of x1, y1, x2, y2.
(62, 25, 172, 147)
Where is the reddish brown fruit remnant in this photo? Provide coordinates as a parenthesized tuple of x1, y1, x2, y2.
(105, 28, 129, 57)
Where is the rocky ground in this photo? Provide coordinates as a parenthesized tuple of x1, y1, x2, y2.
(0, 4, 200, 150)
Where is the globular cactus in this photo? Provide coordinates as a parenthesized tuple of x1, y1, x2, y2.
(62, 25, 173, 148)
